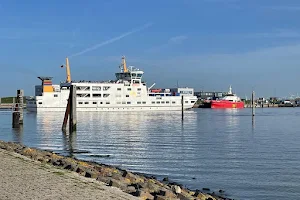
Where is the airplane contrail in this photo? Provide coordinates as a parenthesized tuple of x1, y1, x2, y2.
(69, 22, 153, 58)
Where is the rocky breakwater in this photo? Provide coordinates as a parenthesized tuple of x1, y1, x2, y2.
(0, 140, 232, 200)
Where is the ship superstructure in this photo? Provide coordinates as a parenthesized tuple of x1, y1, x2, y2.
(26, 57, 197, 112)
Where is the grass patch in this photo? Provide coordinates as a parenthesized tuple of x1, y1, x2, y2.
(0, 97, 27, 103)
(53, 171, 65, 176)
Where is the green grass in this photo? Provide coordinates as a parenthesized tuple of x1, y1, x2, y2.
(0, 97, 26, 104)
(53, 171, 65, 176)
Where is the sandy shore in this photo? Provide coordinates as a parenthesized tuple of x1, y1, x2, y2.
(0, 149, 138, 200)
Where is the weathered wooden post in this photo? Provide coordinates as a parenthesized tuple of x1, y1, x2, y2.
(62, 85, 77, 133)
(251, 91, 255, 116)
(62, 98, 70, 132)
(12, 89, 24, 128)
(181, 95, 184, 121)
(69, 85, 77, 132)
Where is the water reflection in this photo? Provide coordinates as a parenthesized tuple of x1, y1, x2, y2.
(12, 125, 23, 143)
(2, 109, 300, 200)
(224, 109, 240, 131)
(62, 132, 77, 158)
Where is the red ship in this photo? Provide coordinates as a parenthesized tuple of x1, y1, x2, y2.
(204, 86, 244, 109)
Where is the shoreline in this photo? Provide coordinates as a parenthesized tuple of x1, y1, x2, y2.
(0, 140, 231, 200)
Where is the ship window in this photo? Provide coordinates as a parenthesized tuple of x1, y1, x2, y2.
(54, 94, 58, 97)
(126, 95, 129, 97)
(100, 102, 103, 104)
(78, 102, 83, 104)
(93, 94, 101, 97)
(103, 86, 110, 91)
(137, 88, 141, 91)
(85, 102, 89, 104)
(137, 102, 141, 104)
(161, 101, 165, 104)
(106, 102, 110, 104)
(38, 102, 42, 104)
(156, 102, 160, 104)
(142, 102, 146, 104)
(122, 102, 126, 104)
(185, 101, 188, 103)
(191, 101, 195, 103)
(166, 101, 170, 104)
(152, 101, 155, 104)
(127, 88, 131, 91)
(117, 102, 121, 104)
(103, 94, 110, 98)
(172, 101, 176, 104)
(92, 86, 101, 91)
(137, 74, 142, 77)
(127, 102, 131, 104)
(133, 80, 140, 84)
(93, 102, 97, 104)
(132, 73, 136, 77)
(117, 88, 121, 91)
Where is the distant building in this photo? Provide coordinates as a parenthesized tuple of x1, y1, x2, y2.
(194, 91, 227, 100)
(170, 88, 194, 96)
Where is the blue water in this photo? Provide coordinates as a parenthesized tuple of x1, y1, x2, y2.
(0, 108, 300, 200)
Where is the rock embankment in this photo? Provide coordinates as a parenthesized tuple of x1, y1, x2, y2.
(0, 140, 231, 200)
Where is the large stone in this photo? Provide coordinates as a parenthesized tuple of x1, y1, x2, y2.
(171, 185, 182, 194)
(108, 179, 128, 191)
(133, 190, 154, 200)
(154, 195, 179, 200)
(159, 189, 177, 198)
(124, 186, 136, 194)
(96, 176, 111, 185)
(140, 181, 161, 194)
(84, 168, 99, 178)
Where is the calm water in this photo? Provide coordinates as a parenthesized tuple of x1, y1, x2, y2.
(1, 108, 300, 199)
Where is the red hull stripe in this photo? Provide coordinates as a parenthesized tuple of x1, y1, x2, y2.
(211, 101, 244, 109)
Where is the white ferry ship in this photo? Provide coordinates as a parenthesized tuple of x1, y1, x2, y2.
(26, 57, 197, 112)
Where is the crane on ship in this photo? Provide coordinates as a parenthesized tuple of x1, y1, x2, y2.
(121, 56, 128, 73)
(60, 57, 72, 83)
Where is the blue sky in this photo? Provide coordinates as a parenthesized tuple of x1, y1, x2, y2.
(1, 0, 300, 98)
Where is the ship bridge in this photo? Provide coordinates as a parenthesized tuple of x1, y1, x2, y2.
(115, 56, 144, 85)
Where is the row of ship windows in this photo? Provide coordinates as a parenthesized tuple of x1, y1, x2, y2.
(78, 101, 193, 105)
(31, 101, 195, 105)
(76, 86, 141, 91)
(54, 94, 138, 98)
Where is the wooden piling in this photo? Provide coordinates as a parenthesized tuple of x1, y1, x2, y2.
(181, 95, 184, 121)
(62, 85, 77, 133)
(69, 85, 77, 132)
(12, 89, 24, 128)
(62, 98, 70, 132)
(17, 90, 24, 124)
(251, 91, 255, 116)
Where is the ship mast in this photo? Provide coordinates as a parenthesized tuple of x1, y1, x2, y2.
(228, 85, 232, 94)
(122, 56, 128, 73)
(61, 57, 72, 83)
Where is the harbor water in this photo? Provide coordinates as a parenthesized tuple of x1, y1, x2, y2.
(0, 108, 300, 199)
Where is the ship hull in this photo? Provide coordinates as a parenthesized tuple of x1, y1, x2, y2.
(210, 100, 244, 108)
(26, 105, 195, 112)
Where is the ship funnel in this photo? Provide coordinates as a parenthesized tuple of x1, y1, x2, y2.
(38, 76, 54, 93)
